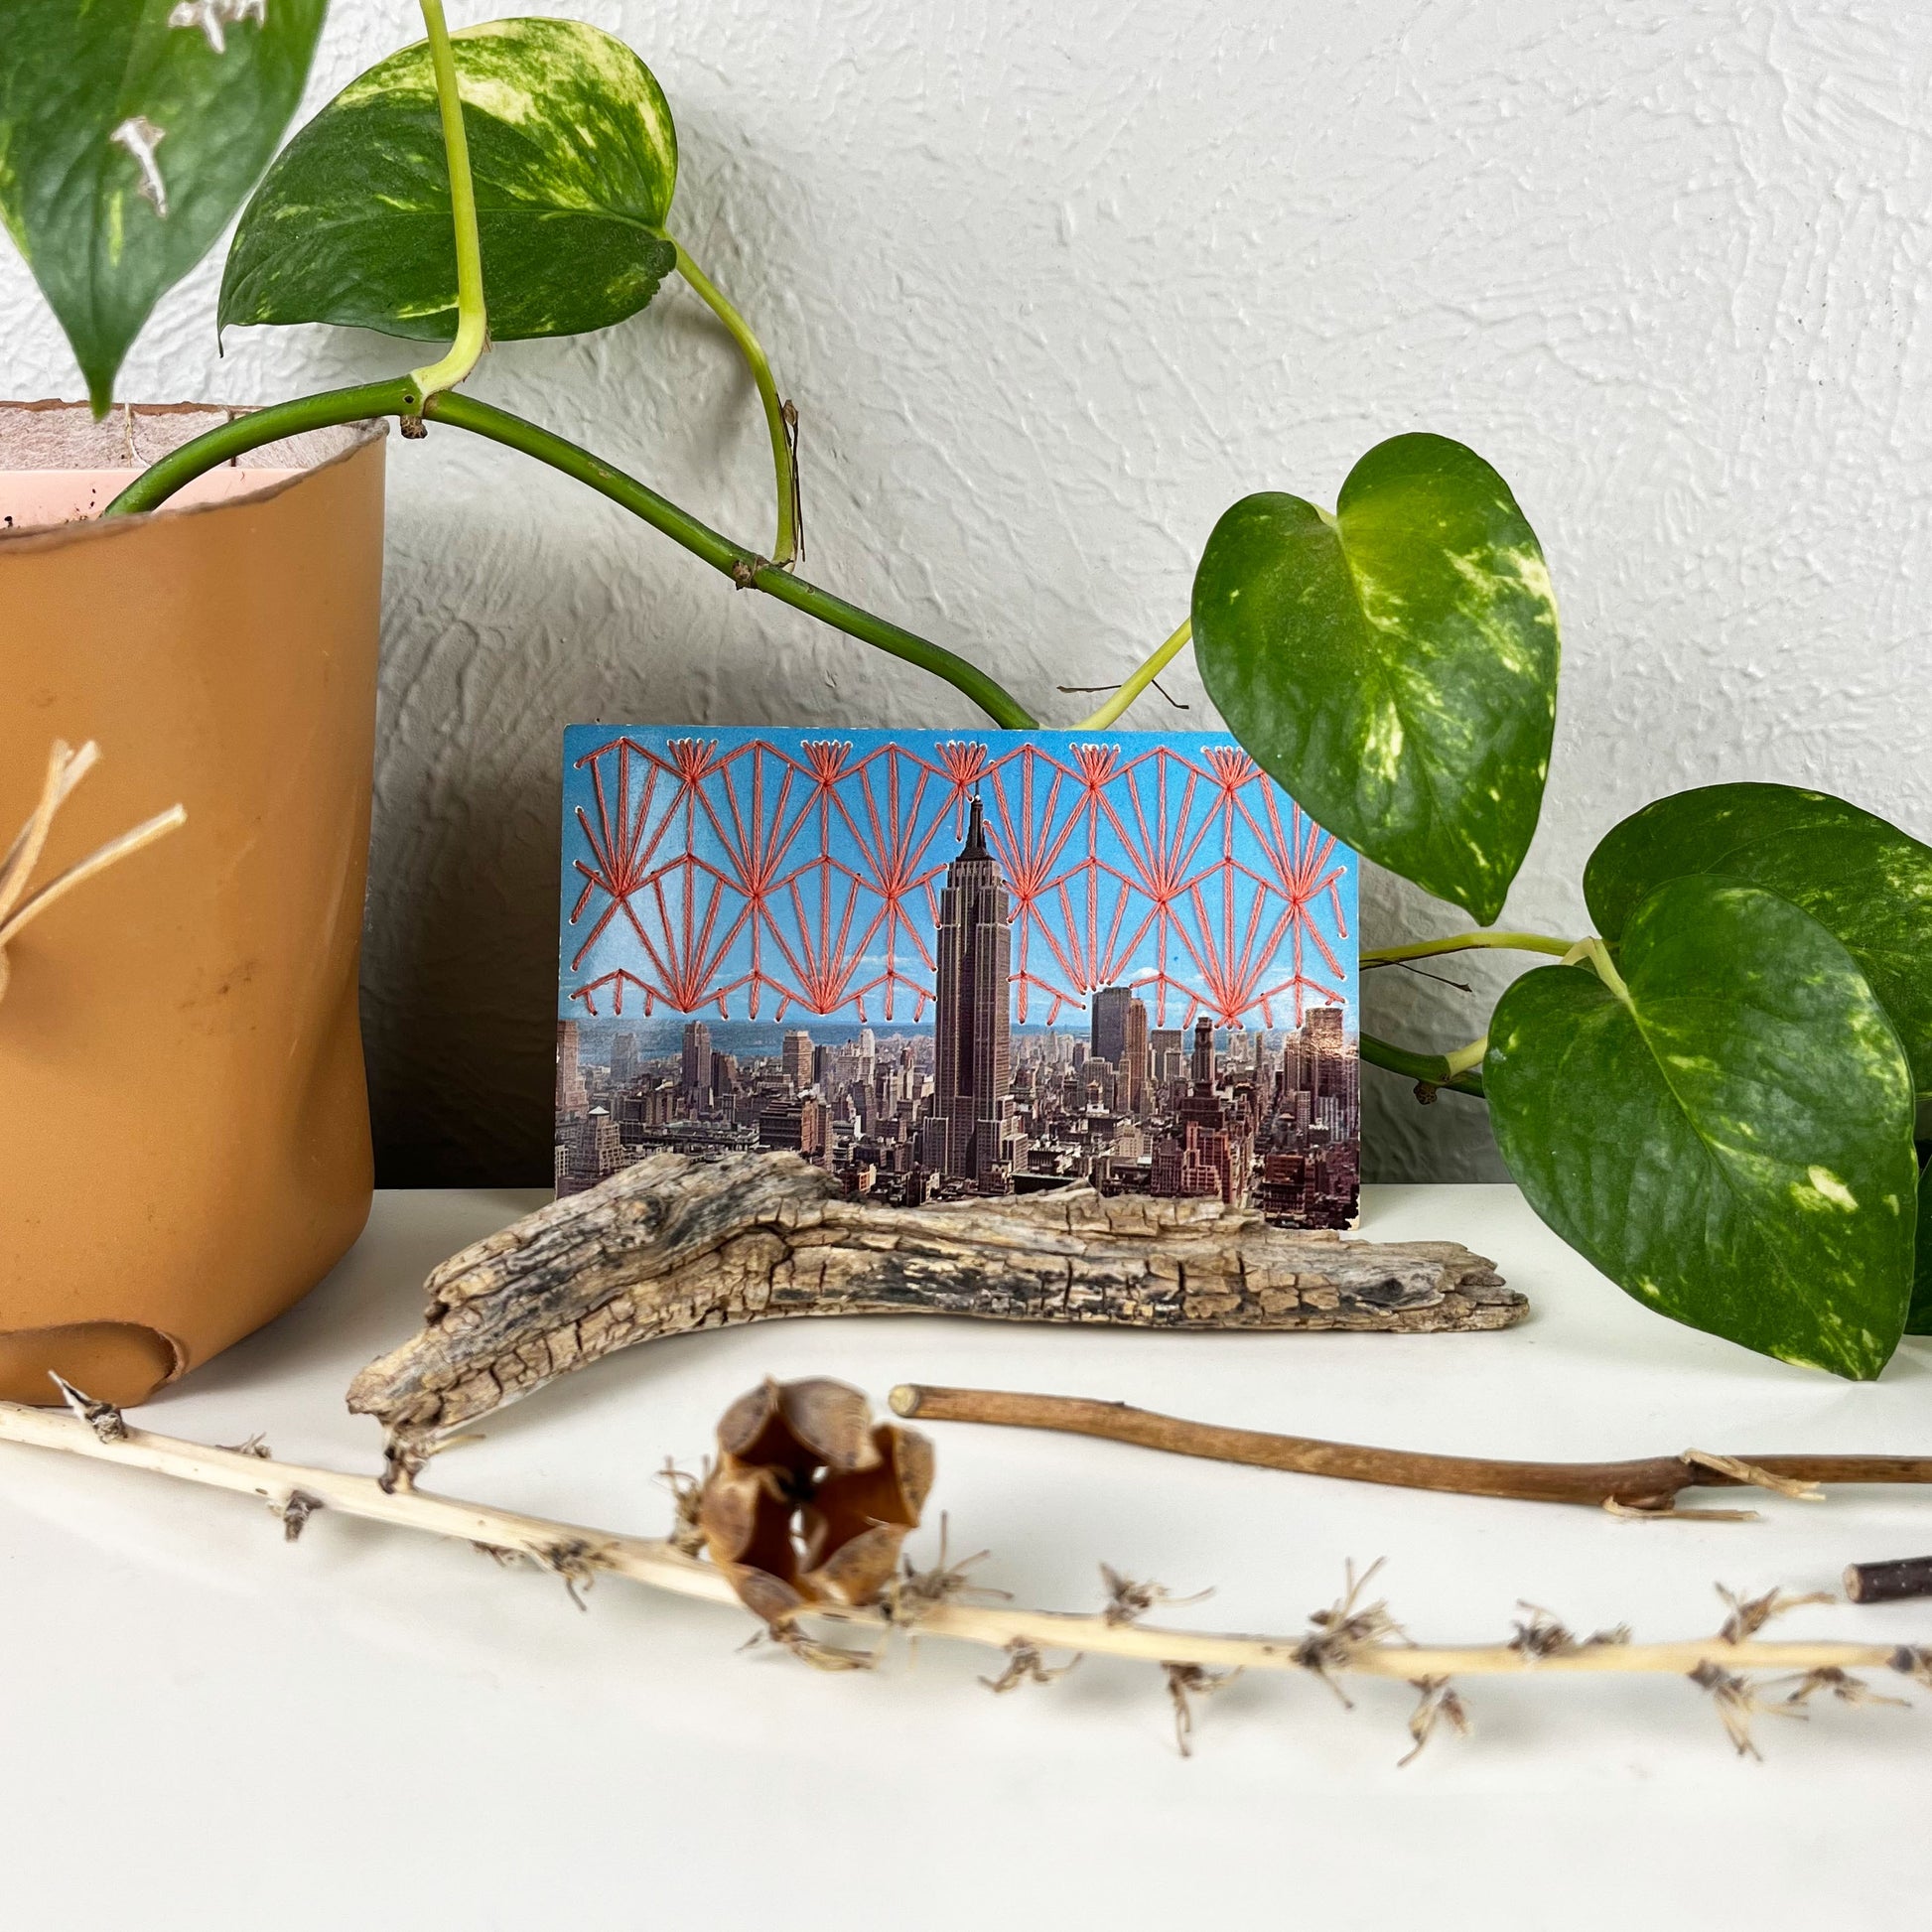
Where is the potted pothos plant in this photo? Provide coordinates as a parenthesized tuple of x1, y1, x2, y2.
(3, 4, 1926, 1387)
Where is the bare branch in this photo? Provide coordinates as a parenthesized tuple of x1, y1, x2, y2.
(0, 1396, 1923, 1763)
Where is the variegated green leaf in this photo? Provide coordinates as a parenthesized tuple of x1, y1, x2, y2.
(1487, 875, 1918, 1380)
(0, 0, 326, 413)
(1911, 1148, 1931, 1334)
(1586, 783, 1932, 1098)
(1192, 434, 1559, 925)
(219, 17, 677, 343)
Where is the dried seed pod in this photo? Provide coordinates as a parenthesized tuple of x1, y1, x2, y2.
(716, 1377, 884, 1482)
(699, 1378, 933, 1630)
(801, 1424, 935, 1605)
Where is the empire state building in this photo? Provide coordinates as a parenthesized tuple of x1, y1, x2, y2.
(931, 795, 1014, 1183)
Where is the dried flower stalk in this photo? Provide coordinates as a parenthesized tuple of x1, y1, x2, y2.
(4, 1394, 1919, 1708)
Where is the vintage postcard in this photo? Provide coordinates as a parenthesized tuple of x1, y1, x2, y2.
(556, 727, 1359, 1226)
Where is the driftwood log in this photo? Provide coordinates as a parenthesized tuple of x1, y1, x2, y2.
(348, 1152, 1524, 1444)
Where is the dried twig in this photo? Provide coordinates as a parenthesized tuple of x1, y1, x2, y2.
(891, 1385, 1932, 1512)
(1846, 1556, 1932, 1604)
(2, 1396, 1927, 1761)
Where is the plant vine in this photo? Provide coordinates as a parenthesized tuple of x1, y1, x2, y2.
(7, 1, 1929, 1375)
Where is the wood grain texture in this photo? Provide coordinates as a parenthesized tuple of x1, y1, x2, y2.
(347, 1152, 1524, 1439)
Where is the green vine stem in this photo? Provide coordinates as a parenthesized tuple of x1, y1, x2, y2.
(1563, 935, 1632, 1006)
(98, 382, 1037, 729)
(408, 0, 487, 402)
(1075, 617, 1192, 730)
(672, 241, 798, 568)
(1362, 930, 1576, 966)
(1360, 1032, 1488, 1100)
(1361, 935, 1630, 1098)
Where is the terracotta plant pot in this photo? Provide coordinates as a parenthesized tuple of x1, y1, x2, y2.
(0, 403, 388, 1405)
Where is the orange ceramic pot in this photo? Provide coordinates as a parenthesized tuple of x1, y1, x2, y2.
(0, 402, 388, 1404)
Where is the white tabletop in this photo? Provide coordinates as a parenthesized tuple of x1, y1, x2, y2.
(3, 1183, 1929, 1930)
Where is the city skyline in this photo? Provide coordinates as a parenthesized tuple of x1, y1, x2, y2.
(558, 728, 1359, 1227)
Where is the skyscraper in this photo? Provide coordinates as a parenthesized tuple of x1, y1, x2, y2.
(611, 1031, 637, 1084)
(1307, 1005, 1345, 1048)
(1090, 985, 1134, 1068)
(556, 1021, 587, 1117)
(1191, 1015, 1216, 1090)
(931, 795, 1013, 1183)
(681, 1019, 712, 1101)
(1121, 994, 1150, 1115)
(1150, 1028, 1184, 1086)
(782, 1028, 814, 1089)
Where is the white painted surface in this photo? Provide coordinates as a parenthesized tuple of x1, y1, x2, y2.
(2, 3, 1928, 1183)
(2, 1185, 1930, 1929)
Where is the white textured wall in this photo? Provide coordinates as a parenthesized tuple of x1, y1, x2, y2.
(6, 0, 1929, 1182)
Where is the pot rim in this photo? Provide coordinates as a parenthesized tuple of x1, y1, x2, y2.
(0, 402, 389, 556)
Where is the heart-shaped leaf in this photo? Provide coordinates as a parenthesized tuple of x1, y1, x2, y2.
(1585, 783, 1932, 1098)
(1911, 1150, 1931, 1335)
(0, 0, 327, 412)
(219, 17, 677, 344)
(1486, 874, 1918, 1379)
(1193, 433, 1559, 925)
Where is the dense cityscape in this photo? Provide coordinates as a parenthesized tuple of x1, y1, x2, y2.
(557, 796, 1359, 1227)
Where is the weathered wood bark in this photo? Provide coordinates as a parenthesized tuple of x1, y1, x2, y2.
(348, 1152, 1524, 1441)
